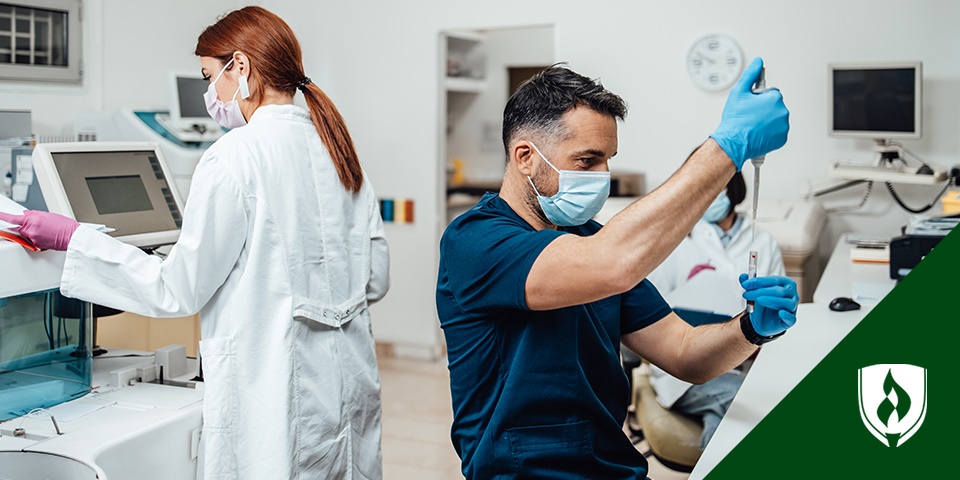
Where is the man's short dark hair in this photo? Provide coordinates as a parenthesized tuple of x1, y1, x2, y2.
(502, 63, 627, 152)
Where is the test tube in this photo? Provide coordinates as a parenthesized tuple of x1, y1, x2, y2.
(746, 250, 758, 313)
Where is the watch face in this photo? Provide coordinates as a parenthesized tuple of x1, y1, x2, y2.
(687, 34, 744, 91)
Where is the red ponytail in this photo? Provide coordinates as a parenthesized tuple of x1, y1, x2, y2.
(195, 6, 363, 192)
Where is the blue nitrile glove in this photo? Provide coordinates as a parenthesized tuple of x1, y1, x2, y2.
(739, 274, 799, 337)
(710, 57, 790, 170)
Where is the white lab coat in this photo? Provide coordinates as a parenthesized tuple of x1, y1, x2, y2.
(60, 104, 390, 479)
(645, 215, 783, 408)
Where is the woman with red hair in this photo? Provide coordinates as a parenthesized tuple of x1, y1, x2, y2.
(2, 6, 389, 478)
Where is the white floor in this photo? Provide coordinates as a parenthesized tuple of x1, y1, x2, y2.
(378, 355, 690, 480)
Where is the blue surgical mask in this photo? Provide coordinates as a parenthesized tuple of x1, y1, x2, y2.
(527, 142, 610, 226)
(702, 191, 731, 223)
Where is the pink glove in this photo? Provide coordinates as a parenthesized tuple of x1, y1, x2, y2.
(0, 210, 80, 251)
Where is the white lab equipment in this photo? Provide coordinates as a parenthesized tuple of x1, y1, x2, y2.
(73, 74, 225, 200)
(750, 67, 766, 242)
(73, 106, 224, 201)
(73, 109, 214, 200)
(2, 153, 204, 480)
(1, 109, 33, 200)
(32, 142, 185, 248)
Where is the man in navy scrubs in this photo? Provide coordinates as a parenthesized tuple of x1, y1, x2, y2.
(436, 59, 798, 479)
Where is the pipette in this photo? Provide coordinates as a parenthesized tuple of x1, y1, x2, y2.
(750, 67, 766, 243)
(746, 250, 758, 313)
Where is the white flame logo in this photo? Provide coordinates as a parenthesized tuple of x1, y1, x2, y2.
(858, 364, 927, 447)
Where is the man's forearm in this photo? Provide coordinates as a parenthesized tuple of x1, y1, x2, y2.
(673, 311, 759, 384)
(596, 139, 736, 285)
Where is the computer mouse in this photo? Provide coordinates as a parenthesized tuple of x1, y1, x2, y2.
(829, 296, 861, 312)
(916, 164, 934, 175)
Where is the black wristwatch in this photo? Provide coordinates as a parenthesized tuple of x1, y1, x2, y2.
(739, 312, 785, 345)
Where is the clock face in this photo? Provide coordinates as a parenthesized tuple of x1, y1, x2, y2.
(687, 34, 744, 91)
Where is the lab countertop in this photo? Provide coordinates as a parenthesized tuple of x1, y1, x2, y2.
(0, 349, 204, 480)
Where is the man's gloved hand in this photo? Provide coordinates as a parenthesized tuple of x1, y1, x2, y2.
(739, 273, 798, 337)
(0, 210, 79, 251)
(710, 57, 790, 170)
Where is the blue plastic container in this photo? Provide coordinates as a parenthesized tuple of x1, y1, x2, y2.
(0, 289, 93, 421)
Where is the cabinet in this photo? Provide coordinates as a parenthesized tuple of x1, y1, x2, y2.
(99, 312, 201, 357)
(438, 26, 555, 224)
(441, 30, 493, 223)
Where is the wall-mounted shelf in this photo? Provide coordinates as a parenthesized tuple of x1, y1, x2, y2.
(445, 76, 486, 93)
(828, 161, 948, 185)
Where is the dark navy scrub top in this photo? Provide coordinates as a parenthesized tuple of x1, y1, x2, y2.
(437, 193, 672, 479)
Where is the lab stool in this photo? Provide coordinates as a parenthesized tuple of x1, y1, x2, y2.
(630, 366, 702, 473)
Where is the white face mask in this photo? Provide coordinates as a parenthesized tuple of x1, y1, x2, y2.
(527, 142, 611, 226)
(203, 58, 250, 129)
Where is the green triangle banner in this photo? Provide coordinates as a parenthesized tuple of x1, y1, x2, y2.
(706, 226, 959, 479)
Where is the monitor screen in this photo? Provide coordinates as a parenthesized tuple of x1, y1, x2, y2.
(176, 76, 210, 119)
(85, 175, 154, 215)
(828, 62, 922, 140)
(33, 143, 185, 248)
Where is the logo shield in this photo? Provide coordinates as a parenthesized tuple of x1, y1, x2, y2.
(858, 364, 927, 447)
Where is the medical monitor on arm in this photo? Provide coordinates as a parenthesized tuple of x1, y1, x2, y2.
(32, 142, 185, 248)
(828, 61, 922, 143)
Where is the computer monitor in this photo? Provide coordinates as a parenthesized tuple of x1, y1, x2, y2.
(169, 72, 212, 123)
(32, 142, 184, 248)
(828, 61, 922, 141)
(157, 72, 224, 143)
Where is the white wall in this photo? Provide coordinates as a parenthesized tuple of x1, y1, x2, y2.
(260, 0, 960, 357)
(0, 0, 240, 135)
(7, 1, 957, 358)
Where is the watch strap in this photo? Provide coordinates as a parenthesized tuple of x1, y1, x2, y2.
(740, 312, 785, 345)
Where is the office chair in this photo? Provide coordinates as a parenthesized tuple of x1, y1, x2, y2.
(629, 361, 703, 473)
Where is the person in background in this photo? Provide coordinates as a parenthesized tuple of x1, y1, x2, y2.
(436, 59, 797, 479)
(0, 6, 389, 479)
(646, 170, 786, 451)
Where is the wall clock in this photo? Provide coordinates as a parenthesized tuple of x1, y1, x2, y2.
(687, 34, 744, 91)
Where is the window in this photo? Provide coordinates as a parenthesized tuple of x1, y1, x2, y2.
(0, 0, 81, 83)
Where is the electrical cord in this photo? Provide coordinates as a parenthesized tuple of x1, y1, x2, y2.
(885, 181, 951, 214)
(887, 141, 929, 169)
(826, 181, 874, 213)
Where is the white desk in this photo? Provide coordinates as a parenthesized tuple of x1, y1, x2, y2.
(812, 234, 896, 306)
(690, 233, 895, 479)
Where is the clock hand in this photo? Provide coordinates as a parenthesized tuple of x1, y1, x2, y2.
(696, 51, 716, 65)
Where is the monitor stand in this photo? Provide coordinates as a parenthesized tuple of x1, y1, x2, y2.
(155, 114, 224, 143)
(872, 139, 904, 166)
(827, 139, 948, 185)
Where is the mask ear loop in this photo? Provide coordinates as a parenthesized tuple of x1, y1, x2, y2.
(211, 58, 234, 85)
(526, 142, 561, 197)
(529, 142, 560, 174)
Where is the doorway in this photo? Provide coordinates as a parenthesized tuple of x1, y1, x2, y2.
(438, 25, 555, 225)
